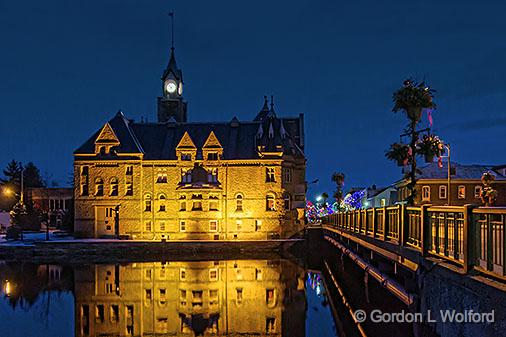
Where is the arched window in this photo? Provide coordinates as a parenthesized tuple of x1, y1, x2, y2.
(266, 194, 275, 211)
(95, 178, 104, 196)
(110, 177, 118, 196)
(144, 194, 152, 212)
(283, 193, 291, 210)
(236, 194, 243, 211)
(158, 194, 166, 212)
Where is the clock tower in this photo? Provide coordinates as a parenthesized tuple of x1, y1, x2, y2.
(157, 47, 188, 123)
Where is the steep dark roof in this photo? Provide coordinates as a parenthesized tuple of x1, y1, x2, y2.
(74, 112, 304, 160)
(74, 111, 143, 155)
(402, 162, 506, 181)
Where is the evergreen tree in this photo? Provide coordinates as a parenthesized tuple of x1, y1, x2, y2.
(23, 162, 45, 188)
(1, 160, 22, 185)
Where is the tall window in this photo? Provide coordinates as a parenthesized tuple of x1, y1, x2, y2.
(474, 185, 482, 199)
(180, 195, 187, 211)
(266, 194, 275, 211)
(255, 220, 262, 231)
(209, 220, 218, 232)
(81, 166, 89, 176)
(159, 194, 166, 212)
(125, 165, 133, 175)
(236, 220, 242, 231)
(144, 194, 152, 212)
(266, 167, 276, 182)
(95, 178, 104, 196)
(80, 182, 89, 196)
(180, 221, 186, 232)
(266, 318, 276, 334)
(145, 221, 152, 231)
(458, 185, 466, 199)
(208, 169, 218, 183)
(125, 183, 133, 196)
(182, 170, 192, 183)
(283, 193, 291, 210)
(282, 168, 291, 183)
(110, 178, 118, 196)
(236, 194, 243, 211)
(439, 185, 447, 199)
(192, 194, 203, 211)
(159, 221, 166, 231)
(421, 186, 430, 202)
(209, 196, 219, 211)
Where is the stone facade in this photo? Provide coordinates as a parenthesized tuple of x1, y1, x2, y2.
(73, 47, 306, 240)
(74, 260, 305, 336)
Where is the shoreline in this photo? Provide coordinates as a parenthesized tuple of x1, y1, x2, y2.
(0, 238, 304, 263)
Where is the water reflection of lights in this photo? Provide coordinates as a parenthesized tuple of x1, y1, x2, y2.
(306, 272, 322, 296)
(4, 280, 12, 296)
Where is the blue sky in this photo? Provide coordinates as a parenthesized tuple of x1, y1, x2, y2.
(1, 0, 505, 198)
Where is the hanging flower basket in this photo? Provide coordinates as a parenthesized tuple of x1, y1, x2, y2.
(406, 106, 423, 122)
(392, 79, 436, 122)
(417, 134, 442, 163)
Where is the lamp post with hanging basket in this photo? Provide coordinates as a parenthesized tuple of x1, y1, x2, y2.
(386, 79, 438, 206)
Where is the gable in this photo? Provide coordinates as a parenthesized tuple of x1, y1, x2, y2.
(95, 123, 120, 144)
(176, 131, 196, 149)
(202, 131, 223, 149)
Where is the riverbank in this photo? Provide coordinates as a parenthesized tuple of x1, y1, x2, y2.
(0, 238, 303, 263)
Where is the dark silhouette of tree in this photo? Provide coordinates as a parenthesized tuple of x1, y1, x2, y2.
(23, 162, 45, 188)
(331, 172, 345, 206)
(321, 192, 329, 205)
(1, 160, 23, 184)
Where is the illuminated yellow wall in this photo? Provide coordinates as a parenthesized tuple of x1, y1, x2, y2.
(74, 156, 306, 239)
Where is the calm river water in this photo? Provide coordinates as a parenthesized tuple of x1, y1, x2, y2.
(0, 258, 340, 337)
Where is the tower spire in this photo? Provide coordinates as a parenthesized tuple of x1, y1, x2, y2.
(169, 12, 175, 50)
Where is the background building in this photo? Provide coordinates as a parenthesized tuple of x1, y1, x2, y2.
(26, 187, 73, 228)
(73, 46, 306, 240)
(396, 162, 506, 206)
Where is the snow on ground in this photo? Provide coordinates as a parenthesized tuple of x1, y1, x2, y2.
(0, 230, 74, 245)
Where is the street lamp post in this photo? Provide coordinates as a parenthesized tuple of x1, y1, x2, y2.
(441, 143, 451, 206)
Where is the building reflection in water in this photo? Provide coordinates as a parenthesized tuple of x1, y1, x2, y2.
(75, 259, 306, 337)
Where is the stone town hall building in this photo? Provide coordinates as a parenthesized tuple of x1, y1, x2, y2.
(73, 46, 306, 240)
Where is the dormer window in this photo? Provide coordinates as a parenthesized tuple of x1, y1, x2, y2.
(181, 153, 192, 161)
(182, 169, 192, 183)
(207, 152, 219, 160)
(208, 169, 218, 183)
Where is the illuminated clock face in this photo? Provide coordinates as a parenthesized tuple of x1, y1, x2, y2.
(166, 81, 177, 94)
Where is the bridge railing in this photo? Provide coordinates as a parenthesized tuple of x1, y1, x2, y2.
(322, 205, 506, 279)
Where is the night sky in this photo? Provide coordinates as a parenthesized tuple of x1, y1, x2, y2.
(2, 0, 506, 200)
